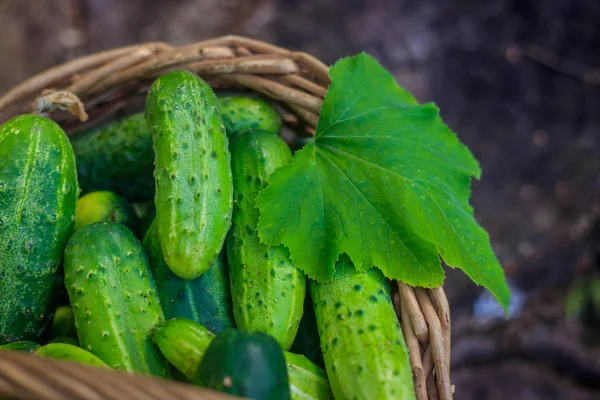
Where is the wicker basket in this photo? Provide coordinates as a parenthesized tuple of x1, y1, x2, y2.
(0, 36, 453, 400)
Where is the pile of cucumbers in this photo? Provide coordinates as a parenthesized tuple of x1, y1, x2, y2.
(0, 71, 414, 400)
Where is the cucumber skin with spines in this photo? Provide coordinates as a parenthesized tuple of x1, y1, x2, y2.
(227, 131, 306, 350)
(0, 115, 78, 345)
(64, 222, 170, 377)
(0, 341, 40, 353)
(194, 329, 291, 400)
(310, 255, 415, 400)
(217, 96, 282, 138)
(151, 318, 332, 400)
(75, 191, 140, 235)
(143, 220, 235, 334)
(70, 112, 154, 201)
(35, 343, 110, 368)
(145, 70, 233, 279)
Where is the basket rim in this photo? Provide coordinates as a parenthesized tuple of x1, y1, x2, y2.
(0, 35, 453, 400)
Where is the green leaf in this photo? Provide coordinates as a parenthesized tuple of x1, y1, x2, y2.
(256, 53, 510, 312)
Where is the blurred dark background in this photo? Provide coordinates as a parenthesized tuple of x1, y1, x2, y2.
(2, 0, 599, 398)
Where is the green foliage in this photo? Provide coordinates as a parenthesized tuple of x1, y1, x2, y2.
(256, 53, 510, 311)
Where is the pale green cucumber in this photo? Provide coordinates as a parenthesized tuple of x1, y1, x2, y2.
(145, 70, 233, 279)
(64, 222, 169, 377)
(35, 343, 110, 368)
(227, 131, 306, 350)
(310, 255, 414, 400)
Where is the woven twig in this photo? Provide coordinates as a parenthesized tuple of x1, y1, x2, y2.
(0, 351, 237, 400)
(397, 283, 454, 400)
(0, 35, 452, 400)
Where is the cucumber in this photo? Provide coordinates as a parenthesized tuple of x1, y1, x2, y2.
(35, 343, 110, 368)
(47, 336, 79, 346)
(0, 114, 78, 345)
(70, 112, 155, 201)
(51, 305, 77, 339)
(143, 220, 235, 333)
(284, 352, 333, 400)
(145, 70, 233, 279)
(64, 222, 169, 377)
(227, 131, 305, 349)
(290, 294, 325, 368)
(74, 191, 139, 234)
(217, 96, 282, 138)
(152, 318, 332, 400)
(151, 318, 215, 380)
(194, 329, 290, 400)
(0, 341, 40, 353)
(310, 255, 414, 400)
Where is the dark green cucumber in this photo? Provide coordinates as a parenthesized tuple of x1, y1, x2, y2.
(64, 222, 169, 377)
(284, 352, 333, 400)
(151, 318, 215, 379)
(217, 96, 282, 138)
(227, 131, 306, 350)
(0, 341, 40, 353)
(194, 329, 290, 400)
(74, 191, 139, 235)
(35, 343, 110, 368)
(143, 220, 234, 333)
(152, 318, 332, 400)
(51, 305, 77, 339)
(70, 112, 154, 201)
(0, 114, 78, 345)
(310, 255, 414, 400)
(145, 70, 233, 279)
(290, 293, 325, 368)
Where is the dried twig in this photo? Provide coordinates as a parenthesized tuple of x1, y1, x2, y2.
(415, 288, 452, 400)
(32, 90, 88, 122)
(398, 282, 429, 343)
(401, 300, 428, 400)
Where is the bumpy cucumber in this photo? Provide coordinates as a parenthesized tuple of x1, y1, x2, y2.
(145, 70, 233, 279)
(194, 329, 290, 400)
(151, 318, 215, 379)
(217, 96, 282, 138)
(227, 131, 305, 350)
(0, 341, 40, 353)
(0, 115, 78, 345)
(64, 222, 169, 377)
(290, 294, 325, 368)
(51, 305, 77, 339)
(284, 352, 333, 400)
(143, 220, 234, 333)
(35, 343, 110, 368)
(152, 318, 332, 400)
(75, 191, 139, 234)
(70, 112, 154, 201)
(310, 255, 414, 400)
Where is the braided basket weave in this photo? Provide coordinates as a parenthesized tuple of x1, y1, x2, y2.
(0, 36, 453, 400)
